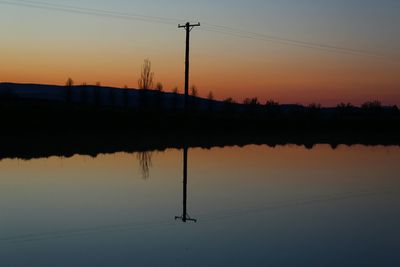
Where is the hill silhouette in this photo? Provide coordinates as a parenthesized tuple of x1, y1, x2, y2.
(0, 82, 399, 135)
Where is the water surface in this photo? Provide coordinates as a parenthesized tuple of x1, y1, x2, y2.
(0, 145, 399, 266)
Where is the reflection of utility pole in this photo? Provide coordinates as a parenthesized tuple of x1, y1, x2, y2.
(178, 22, 200, 111)
(175, 145, 197, 223)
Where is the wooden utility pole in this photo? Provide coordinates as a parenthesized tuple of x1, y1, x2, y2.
(175, 145, 197, 223)
(178, 22, 200, 111)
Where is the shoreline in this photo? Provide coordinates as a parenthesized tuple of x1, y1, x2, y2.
(1, 130, 399, 160)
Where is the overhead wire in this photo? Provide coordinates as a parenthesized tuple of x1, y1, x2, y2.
(0, 0, 178, 26)
(201, 23, 386, 58)
(0, 0, 397, 62)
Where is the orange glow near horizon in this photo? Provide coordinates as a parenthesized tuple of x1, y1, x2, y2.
(1, 1, 399, 106)
(2, 51, 398, 106)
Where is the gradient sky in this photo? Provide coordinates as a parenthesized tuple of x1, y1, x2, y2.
(1, 0, 399, 105)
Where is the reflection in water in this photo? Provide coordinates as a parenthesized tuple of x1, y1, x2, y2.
(175, 145, 197, 223)
(1, 145, 399, 266)
(137, 151, 153, 179)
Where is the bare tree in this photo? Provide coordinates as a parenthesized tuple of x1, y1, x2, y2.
(362, 100, 382, 110)
(123, 87, 129, 107)
(224, 97, 235, 104)
(308, 103, 322, 109)
(207, 91, 214, 112)
(138, 59, 154, 90)
(243, 97, 259, 105)
(80, 82, 88, 104)
(190, 85, 198, 97)
(207, 91, 214, 101)
(265, 99, 279, 107)
(65, 78, 74, 103)
(156, 82, 164, 92)
(66, 78, 74, 87)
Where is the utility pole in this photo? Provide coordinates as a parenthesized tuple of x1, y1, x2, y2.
(175, 145, 197, 223)
(178, 22, 200, 111)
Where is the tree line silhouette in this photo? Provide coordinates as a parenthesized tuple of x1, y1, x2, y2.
(61, 59, 399, 116)
(0, 59, 399, 135)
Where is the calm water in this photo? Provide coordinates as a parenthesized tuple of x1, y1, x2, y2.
(0, 145, 399, 267)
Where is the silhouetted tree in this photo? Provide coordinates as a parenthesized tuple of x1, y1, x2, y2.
(190, 85, 198, 111)
(94, 87, 101, 107)
(243, 97, 259, 105)
(243, 97, 260, 116)
(362, 101, 382, 112)
(190, 85, 198, 97)
(265, 99, 279, 106)
(66, 78, 74, 87)
(123, 88, 129, 108)
(224, 97, 235, 104)
(207, 91, 214, 112)
(80, 83, 88, 104)
(109, 89, 116, 107)
(172, 87, 179, 111)
(65, 78, 73, 103)
(308, 103, 321, 110)
(307, 103, 322, 119)
(156, 82, 163, 92)
(336, 102, 355, 115)
(223, 97, 236, 114)
(138, 59, 153, 109)
(155, 82, 164, 110)
(337, 102, 354, 109)
(265, 99, 280, 115)
(138, 59, 154, 90)
(207, 91, 214, 101)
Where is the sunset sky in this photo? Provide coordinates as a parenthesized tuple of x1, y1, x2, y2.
(1, 0, 399, 105)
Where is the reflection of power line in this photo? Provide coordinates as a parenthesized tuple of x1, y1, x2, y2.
(0, 219, 176, 244)
(0, 188, 395, 244)
(175, 146, 197, 223)
(0, 0, 394, 61)
(196, 189, 397, 222)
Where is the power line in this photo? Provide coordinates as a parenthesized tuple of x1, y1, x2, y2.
(0, 0, 179, 26)
(200, 27, 371, 57)
(0, 0, 396, 62)
(202, 23, 384, 57)
(17, 0, 182, 24)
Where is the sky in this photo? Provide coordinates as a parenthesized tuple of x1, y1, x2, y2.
(0, 0, 399, 105)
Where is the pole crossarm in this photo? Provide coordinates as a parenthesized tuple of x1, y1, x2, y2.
(178, 22, 201, 28)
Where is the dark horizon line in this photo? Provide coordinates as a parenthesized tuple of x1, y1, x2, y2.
(1, 81, 397, 108)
